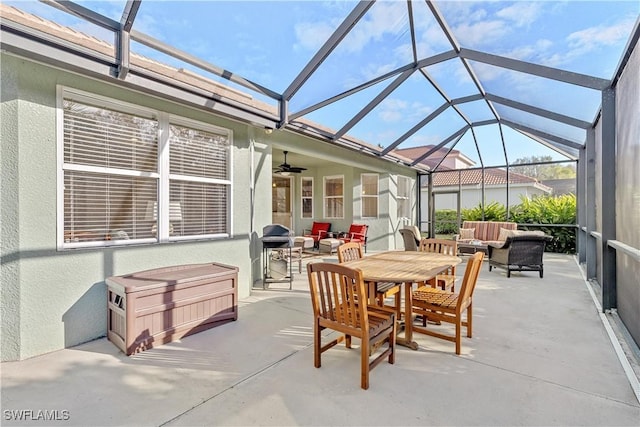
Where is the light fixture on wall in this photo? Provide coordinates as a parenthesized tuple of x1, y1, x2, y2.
(264, 127, 273, 134)
(145, 201, 183, 236)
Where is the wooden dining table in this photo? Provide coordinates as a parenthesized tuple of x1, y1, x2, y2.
(341, 250, 462, 350)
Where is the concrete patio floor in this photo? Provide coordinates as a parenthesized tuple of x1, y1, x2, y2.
(2, 253, 639, 426)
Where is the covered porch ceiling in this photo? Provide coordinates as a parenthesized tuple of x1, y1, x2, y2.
(1, 1, 639, 171)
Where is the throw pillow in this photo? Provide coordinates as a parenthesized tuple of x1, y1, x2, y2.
(498, 227, 514, 241)
(459, 228, 475, 239)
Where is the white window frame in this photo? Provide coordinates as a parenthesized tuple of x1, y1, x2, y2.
(323, 175, 344, 219)
(360, 173, 379, 218)
(397, 175, 412, 220)
(56, 86, 233, 249)
(301, 176, 314, 219)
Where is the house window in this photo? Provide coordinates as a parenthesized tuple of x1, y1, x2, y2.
(324, 175, 344, 219)
(58, 88, 231, 249)
(361, 174, 378, 218)
(397, 176, 412, 219)
(301, 177, 313, 218)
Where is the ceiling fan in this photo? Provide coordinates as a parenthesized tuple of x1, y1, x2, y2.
(274, 151, 307, 174)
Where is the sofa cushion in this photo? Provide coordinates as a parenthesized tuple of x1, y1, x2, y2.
(459, 228, 476, 239)
(498, 227, 514, 241)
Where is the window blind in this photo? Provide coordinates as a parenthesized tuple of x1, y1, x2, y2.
(60, 93, 232, 248)
(397, 176, 411, 219)
(361, 174, 378, 218)
(324, 176, 344, 219)
(169, 123, 230, 238)
(62, 99, 159, 245)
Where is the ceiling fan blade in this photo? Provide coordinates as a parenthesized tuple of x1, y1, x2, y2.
(276, 151, 306, 173)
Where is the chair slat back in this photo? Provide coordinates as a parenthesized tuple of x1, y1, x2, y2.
(456, 252, 484, 309)
(419, 238, 457, 256)
(307, 262, 367, 330)
(337, 242, 363, 263)
(419, 238, 458, 276)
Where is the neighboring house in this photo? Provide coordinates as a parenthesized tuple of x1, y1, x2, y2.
(394, 145, 475, 170)
(0, 6, 417, 361)
(541, 178, 577, 195)
(394, 145, 552, 216)
(428, 169, 553, 210)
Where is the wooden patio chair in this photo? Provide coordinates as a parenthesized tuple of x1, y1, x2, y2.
(419, 238, 458, 291)
(306, 262, 396, 390)
(411, 252, 484, 355)
(337, 242, 401, 315)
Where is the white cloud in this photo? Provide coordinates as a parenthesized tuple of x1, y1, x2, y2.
(536, 17, 636, 68)
(496, 2, 542, 28)
(454, 20, 510, 47)
(360, 62, 399, 81)
(378, 98, 409, 123)
(472, 61, 506, 83)
(435, 1, 487, 26)
(294, 2, 409, 54)
(342, 1, 408, 53)
(567, 18, 636, 53)
(293, 21, 336, 52)
(504, 39, 554, 62)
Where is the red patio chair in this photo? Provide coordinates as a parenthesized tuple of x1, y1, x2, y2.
(304, 222, 331, 248)
(339, 224, 368, 252)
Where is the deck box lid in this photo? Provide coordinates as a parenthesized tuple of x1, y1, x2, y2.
(106, 262, 238, 293)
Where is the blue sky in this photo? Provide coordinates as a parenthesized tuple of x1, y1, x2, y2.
(7, 0, 639, 167)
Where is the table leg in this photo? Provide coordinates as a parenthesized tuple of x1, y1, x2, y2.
(368, 282, 377, 306)
(396, 281, 418, 350)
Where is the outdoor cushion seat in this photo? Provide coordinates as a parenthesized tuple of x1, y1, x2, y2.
(319, 238, 341, 254)
(294, 236, 314, 250)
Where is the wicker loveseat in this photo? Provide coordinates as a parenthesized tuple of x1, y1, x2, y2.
(457, 221, 518, 246)
(487, 231, 553, 278)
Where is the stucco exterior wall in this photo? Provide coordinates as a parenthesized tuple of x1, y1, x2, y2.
(615, 42, 640, 345)
(1, 53, 416, 360)
(0, 54, 265, 360)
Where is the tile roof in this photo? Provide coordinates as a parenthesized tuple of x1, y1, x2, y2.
(431, 168, 551, 191)
(396, 144, 551, 192)
(394, 145, 455, 170)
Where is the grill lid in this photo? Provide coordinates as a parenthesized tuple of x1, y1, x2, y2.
(261, 224, 293, 248)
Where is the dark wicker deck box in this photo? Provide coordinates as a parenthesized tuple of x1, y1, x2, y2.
(106, 262, 239, 355)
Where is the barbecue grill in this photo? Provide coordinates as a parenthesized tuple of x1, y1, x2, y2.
(260, 224, 294, 289)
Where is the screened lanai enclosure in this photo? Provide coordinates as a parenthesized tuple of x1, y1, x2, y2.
(1, 1, 639, 358)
